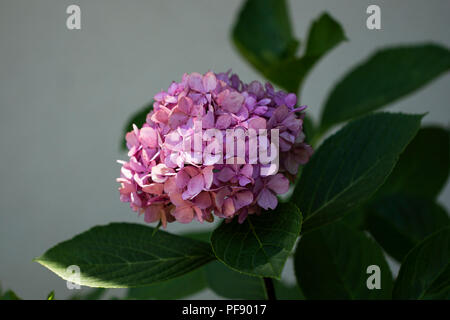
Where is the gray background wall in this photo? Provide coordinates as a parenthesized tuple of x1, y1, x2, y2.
(0, 0, 449, 299)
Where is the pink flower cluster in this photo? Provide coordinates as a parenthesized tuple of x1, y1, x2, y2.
(117, 71, 313, 227)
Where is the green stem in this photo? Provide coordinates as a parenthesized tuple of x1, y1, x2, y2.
(263, 277, 276, 300)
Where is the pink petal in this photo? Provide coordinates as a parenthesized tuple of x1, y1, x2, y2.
(202, 166, 214, 189)
(202, 72, 217, 92)
(248, 116, 267, 130)
(236, 106, 249, 121)
(129, 157, 146, 172)
(182, 174, 205, 200)
(125, 131, 139, 149)
(183, 166, 199, 177)
(172, 206, 195, 224)
(176, 170, 190, 189)
(142, 183, 164, 195)
(164, 177, 178, 194)
(169, 191, 188, 207)
(202, 110, 215, 129)
(216, 114, 232, 129)
(151, 164, 173, 183)
(193, 191, 212, 209)
(223, 198, 236, 217)
(178, 96, 193, 114)
(120, 166, 133, 180)
(188, 72, 204, 92)
(144, 205, 162, 223)
(151, 108, 169, 124)
(217, 90, 244, 113)
(234, 190, 253, 211)
(130, 192, 142, 208)
(139, 127, 158, 148)
(118, 179, 135, 194)
(193, 206, 204, 223)
(215, 187, 231, 209)
(238, 210, 248, 224)
(168, 110, 189, 129)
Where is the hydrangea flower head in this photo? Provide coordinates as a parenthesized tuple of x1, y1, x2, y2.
(117, 71, 313, 227)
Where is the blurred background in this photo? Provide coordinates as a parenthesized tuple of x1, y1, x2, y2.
(0, 0, 449, 299)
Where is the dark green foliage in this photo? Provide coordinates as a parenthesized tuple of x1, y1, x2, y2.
(294, 221, 393, 299)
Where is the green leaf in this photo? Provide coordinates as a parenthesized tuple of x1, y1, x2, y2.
(120, 101, 153, 150)
(182, 230, 213, 243)
(1, 290, 21, 300)
(265, 13, 346, 93)
(204, 261, 267, 299)
(292, 112, 423, 233)
(127, 268, 207, 300)
(125, 231, 212, 300)
(34, 223, 215, 288)
(302, 115, 316, 145)
(368, 195, 449, 263)
(232, 0, 299, 74)
(233, 1, 345, 93)
(46, 291, 55, 300)
(294, 221, 393, 299)
(320, 44, 450, 131)
(340, 208, 368, 230)
(393, 226, 450, 299)
(375, 126, 450, 200)
(273, 281, 304, 300)
(211, 203, 302, 278)
(69, 288, 107, 300)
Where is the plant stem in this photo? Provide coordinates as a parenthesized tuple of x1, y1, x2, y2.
(263, 277, 276, 300)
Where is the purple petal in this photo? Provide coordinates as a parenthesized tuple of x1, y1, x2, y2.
(256, 188, 277, 210)
(188, 72, 204, 92)
(202, 110, 215, 129)
(216, 114, 232, 129)
(266, 174, 289, 194)
(285, 93, 297, 108)
(240, 164, 253, 178)
(217, 166, 235, 182)
(238, 176, 252, 186)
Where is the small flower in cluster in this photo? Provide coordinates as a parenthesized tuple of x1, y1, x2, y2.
(117, 71, 313, 227)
